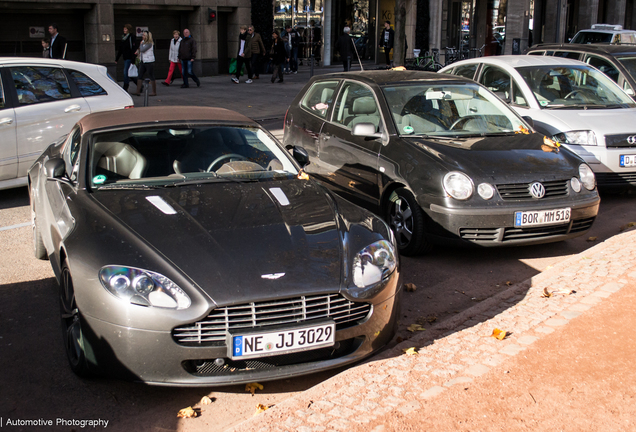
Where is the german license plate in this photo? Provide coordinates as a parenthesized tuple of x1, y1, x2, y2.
(514, 208, 571, 227)
(620, 155, 636, 167)
(228, 321, 335, 360)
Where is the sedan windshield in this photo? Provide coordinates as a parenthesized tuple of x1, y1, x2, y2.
(89, 125, 298, 189)
(516, 65, 635, 109)
(382, 82, 527, 137)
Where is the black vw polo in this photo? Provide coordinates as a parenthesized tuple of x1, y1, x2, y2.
(282, 71, 600, 255)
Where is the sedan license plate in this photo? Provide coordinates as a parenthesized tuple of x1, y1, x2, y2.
(228, 321, 335, 360)
(620, 155, 636, 167)
(514, 208, 571, 227)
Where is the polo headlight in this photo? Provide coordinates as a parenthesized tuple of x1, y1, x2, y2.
(99, 266, 191, 309)
(579, 164, 596, 190)
(553, 130, 597, 146)
(443, 172, 474, 200)
(349, 240, 397, 299)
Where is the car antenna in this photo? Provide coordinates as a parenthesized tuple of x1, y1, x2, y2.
(351, 35, 364, 71)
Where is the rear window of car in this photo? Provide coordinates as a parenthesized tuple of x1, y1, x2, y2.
(571, 32, 614, 44)
(301, 81, 339, 119)
(69, 70, 107, 96)
(11, 66, 71, 105)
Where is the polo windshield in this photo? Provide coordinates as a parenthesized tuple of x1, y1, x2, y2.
(382, 83, 527, 137)
(516, 65, 635, 109)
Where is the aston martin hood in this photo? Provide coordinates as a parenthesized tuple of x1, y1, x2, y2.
(407, 132, 582, 182)
(91, 180, 343, 305)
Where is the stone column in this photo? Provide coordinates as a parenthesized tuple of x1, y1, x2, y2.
(84, 1, 116, 77)
(578, 0, 599, 31)
(542, 0, 567, 43)
(606, 0, 627, 27)
(323, 0, 332, 66)
(503, 0, 531, 54)
(429, 0, 442, 50)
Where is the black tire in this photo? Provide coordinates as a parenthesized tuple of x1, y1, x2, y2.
(60, 260, 93, 378)
(30, 186, 47, 260)
(386, 188, 432, 256)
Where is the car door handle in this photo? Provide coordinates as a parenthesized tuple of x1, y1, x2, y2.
(64, 105, 81, 113)
(0, 117, 14, 126)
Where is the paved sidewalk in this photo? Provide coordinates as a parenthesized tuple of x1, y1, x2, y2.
(223, 228, 636, 431)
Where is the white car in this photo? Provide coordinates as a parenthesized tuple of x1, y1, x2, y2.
(440, 56, 636, 188)
(0, 58, 133, 190)
(571, 24, 636, 45)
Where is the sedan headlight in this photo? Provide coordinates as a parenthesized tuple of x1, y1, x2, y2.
(443, 172, 474, 200)
(579, 164, 596, 190)
(99, 266, 191, 309)
(349, 240, 397, 298)
(553, 130, 597, 146)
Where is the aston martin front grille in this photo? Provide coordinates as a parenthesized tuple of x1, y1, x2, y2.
(496, 180, 569, 200)
(172, 294, 371, 346)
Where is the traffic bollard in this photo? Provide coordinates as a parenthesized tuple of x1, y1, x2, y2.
(143, 78, 150, 107)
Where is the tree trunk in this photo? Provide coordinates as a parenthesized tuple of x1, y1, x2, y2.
(394, 0, 407, 66)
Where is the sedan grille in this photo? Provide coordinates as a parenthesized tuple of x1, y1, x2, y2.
(496, 180, 569, 200)
(605, 133, 636, 148)
(595, 172, 636, 187)
(173, 294, 371, 346)
(459, 217, 595, 242)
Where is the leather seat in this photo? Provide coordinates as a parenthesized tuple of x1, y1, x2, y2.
(94, 142, 147, 180)
(347, 96, 380, 131)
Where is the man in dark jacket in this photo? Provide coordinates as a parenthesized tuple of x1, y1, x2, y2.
(335, 26, 355, 72)
(48, 23, 67, 59)
(178, 29, 200, 88)
(247, 25, 266, 79)
(379, 20, 394, 66)
(116, 24, 137, 91)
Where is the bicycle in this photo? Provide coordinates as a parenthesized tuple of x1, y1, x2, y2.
(404, 50, 443, 71)
(443, 47, 458, 66)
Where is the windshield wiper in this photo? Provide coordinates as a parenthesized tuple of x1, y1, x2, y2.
(98, 184, 163, 190)
(163, 175, 259, 187)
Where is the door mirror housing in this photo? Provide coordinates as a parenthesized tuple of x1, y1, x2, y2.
(44, 158, 66, 179)
(351, 122, 382, 138)
(522, 116, 534, 128)
(292, 146, 310, 167)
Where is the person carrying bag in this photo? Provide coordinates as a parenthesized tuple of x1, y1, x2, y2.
(134, 30, 157, 96)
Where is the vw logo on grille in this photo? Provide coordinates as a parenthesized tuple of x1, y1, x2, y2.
(627, 135, 636, 145)
(529, 182, 546, 199)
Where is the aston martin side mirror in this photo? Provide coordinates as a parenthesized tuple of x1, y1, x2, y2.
(292, 146, 310, 167)
(45, 158, 66, 179)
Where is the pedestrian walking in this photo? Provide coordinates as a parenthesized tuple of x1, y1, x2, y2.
(179, 28, 200, 88)
(379, 21, 394, 66)
(48, 23, 67, 59)
(335, 26, 355, 72)
(116, 24, 138, 92)
(247, 25, 266, 80)
(162, 30, 182, 86)
(134, 30, 157, 96)
(288, 26, 301, 74)
(41, 38, 50, 58)
(281, 25, 292, 74)
(232, 25, 253, 84)
(269, 30, 288, 83)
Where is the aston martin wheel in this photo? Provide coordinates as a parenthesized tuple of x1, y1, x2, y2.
(386, 188, 432, 256)
(60, 260, 92, 377)
(30, 186, 47, 260)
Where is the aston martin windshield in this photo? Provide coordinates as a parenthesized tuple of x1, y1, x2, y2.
(89, 125, 298, 189)
(515, 65, 635, 109)
(382, 83, 527, 137)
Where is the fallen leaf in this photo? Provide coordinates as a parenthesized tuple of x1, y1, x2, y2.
(396, 336, 404, 343)
(200, 396, 212, 405)
(407, 323, 426, 332)
(297, 170, 309, 180)
(541, 287, 553, 298)
(425, 315, 437, 324)
(404, 283, 417, 292)
(505, 281, 513, 286)
(515, 125, 530, 134)
(245, 382, 264, 396)
(391, 66, 407, 71)
(374, 331, 381, 337)
(620, 222, 636, 232)
(177, 407, 197, 418)
(586, 236, 597, 242)
(402, 347, 418, 355)
(254, 403, 273, 415)
(543, 136, 560, 147)
(491, 328, 507, 340)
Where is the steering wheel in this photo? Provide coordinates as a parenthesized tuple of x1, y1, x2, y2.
(206, 153, 248, 172)
(449, 115, 480, 131)
(564, 89, 595, 100)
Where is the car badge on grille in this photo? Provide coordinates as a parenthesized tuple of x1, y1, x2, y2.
(529, 182, 546, 199)
(261, 273, 286, 280)
(627, 135, 636, 145)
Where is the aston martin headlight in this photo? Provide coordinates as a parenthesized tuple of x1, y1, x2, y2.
(443, 172, 474, 200)
(99, 266, 191, 309)
(352, 240, 397, 290)
(579, 164, 596, 190)
(477, 183, 495, 200)
(553, 130, 597, 146)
